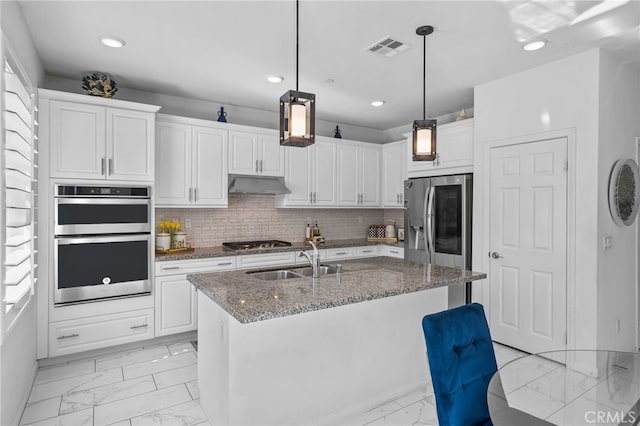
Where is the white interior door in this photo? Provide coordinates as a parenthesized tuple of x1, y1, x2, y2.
(489, 137, 567, 354)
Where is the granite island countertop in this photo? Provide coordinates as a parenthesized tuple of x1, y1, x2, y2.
(155, 238, 404, 262)
(188, 256, 486, 324)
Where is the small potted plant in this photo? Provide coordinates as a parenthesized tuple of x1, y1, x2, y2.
(158, 220, 181, 250)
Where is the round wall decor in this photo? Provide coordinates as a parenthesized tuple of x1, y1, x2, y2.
(608, 158, 639, 226)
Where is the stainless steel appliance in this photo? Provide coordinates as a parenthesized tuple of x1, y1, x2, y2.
(404, 174, 472, 305)
(222, 240, 292, 251)
(54, 184, 152, 305)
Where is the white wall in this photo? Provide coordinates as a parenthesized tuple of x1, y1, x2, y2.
(473, 49, 601, 351)
(596, 50, 640, 351)
(473, 48, 640, 352)
(1, 1, 45, 424)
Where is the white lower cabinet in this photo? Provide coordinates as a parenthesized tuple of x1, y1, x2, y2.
(49, 309, 155, 357)
(155, 256, 236, 337)
(155, 275, 197, 337)
(380, 245, 404, 259)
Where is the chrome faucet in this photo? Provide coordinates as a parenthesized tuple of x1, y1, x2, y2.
(298, 240, 319, 278)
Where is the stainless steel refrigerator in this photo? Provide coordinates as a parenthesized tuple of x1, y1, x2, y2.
(404, 173, 472, 306)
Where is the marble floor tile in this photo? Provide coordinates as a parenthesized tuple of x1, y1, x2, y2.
(93, 384, 192, 426)
(96, 345, 170, 371)
(21, 408, 93, 426)
(167, 341, 196, 356)
(582, 375, 640, 413)
(500, 362, 553, 393)
(334, 400, 404, 426)
(185, 381, 199, 400)
(29, 367, 122, 403)
(60, 375, 157, 415)
(524, 365, 602, 403)
(129, 399, 208, 426)
(507, 385, 566, 420)
(546, 395, 623, 426)
(34, 358, 95, 385)
(367, 397, 439, 425)
(492, 343, 527, 368)
(123, 352, 197, 381)
(107, 421, 132, 426)
(153, 364, 197, 389)
(19, 396, 61, 425)
(393, 385, 432, 408)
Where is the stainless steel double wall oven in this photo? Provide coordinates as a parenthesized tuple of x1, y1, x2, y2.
(54, 184, 152, 305)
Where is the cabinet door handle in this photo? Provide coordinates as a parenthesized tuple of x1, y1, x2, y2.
(217, 261, 233, 266)
(130, 324, 149, 330)
(314, 192, 317, 203)
(256, 160, 259, 173)
(57, 333, 79, 340)
(108, 158, 113, 175)
(390, 250, 399, 254)
(194, 188, 198, 202)
(362, 250, 372, 253)
(335, 251, 348, 255)
(259, 160, 263, 173)
(189, 187, 193, 202)
(162, 266, 180, 271)
(101, 158, 106, 175)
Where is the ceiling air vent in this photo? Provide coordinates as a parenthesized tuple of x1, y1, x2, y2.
(365, 36, 409, 58)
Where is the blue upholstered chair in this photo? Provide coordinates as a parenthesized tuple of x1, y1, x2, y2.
(421, 303, 497, 426)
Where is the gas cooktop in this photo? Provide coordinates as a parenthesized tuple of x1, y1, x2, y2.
(222, 240, 292, 251)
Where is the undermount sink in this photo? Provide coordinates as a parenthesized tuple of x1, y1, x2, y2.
(247, 264, 344, 280)
(248, 270, 303, 280)
(293, 265, 341, 277)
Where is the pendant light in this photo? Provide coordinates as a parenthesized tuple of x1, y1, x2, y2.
(280, 0, 315, 147)
(412, 25, 437, 161)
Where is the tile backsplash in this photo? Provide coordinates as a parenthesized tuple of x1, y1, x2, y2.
(156, 194, 404, 248)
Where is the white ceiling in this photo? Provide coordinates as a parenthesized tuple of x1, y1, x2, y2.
(18, 0, 640, 130)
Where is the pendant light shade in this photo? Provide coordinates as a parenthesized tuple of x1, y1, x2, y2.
(412, 25, 436, 161)
(280, 0, 315, 147)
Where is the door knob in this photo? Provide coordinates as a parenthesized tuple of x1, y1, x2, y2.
(490, 252, 503, 259)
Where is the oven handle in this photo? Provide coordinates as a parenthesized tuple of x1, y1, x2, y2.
(55, 198, 150, 205)
(55, 234, 151, 245)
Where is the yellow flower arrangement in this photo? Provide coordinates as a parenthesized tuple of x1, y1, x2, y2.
(159, 221, 181, 235)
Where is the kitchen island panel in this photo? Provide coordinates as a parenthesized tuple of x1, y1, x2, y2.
(198, 285, 447, 425)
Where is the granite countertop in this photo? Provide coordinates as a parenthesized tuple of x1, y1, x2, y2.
(155, 238, 404, 262)
(188, 256, 486, 324)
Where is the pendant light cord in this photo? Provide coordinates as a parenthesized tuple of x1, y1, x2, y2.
(422, 33, 426, 121)
(296, 0, 299, 92)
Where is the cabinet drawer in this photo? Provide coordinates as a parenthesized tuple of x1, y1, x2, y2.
(236, 252, 296, 269)
(49, 309, 154, 357)
(383, 246, 404, 259)
(324, 247, 355, 260)
(353, 246, 378, 257)
(156, 256, 236, 276)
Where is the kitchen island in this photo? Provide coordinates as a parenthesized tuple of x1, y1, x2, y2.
(188, 257, 485, 425)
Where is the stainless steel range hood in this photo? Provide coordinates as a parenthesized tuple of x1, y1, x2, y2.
(228, 174, 291, 195)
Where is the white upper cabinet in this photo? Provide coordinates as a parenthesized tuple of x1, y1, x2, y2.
(406, 118, 474, 177)
(276, 139, 337, 207)
(382, 140, 406, 208)
(155, 115, 228, 207)
(337, 143, 381, 207)
(41, 90, 160, 181)
(228, 129, 284, 176)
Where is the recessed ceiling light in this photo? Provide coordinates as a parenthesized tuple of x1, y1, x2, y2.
(99, 36, 126, 48)
(371, 100, 386, 107)
(266, 75, 284, 83)
(523, 40, 547, 51)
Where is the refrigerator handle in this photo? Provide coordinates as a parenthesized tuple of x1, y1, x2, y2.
(426, 186, 435, 262)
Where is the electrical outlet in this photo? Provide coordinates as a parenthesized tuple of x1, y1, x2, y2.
(185, 219, 192, 229)
(616, 319, 621, 333)
(603, 235, 612, 251)
(306, 217, 311, 224)
(358, 215, 363, 224)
